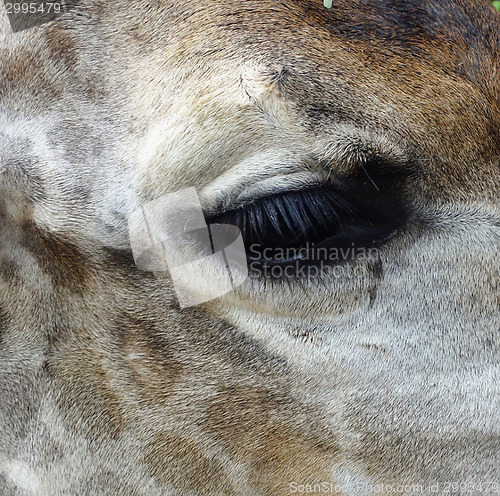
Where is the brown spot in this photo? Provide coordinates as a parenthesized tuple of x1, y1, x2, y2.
(203, 385, 340, 494)
(23, 222, 90, 295)
(46, 26, 78, 69)
(144, 433, 235, 494)
(0, 258, 21, 285)
(117, 315, 184, 405)
(46, 331, 125, 440)
(0, 48, 63, 102)
(107, 307, 339, 492)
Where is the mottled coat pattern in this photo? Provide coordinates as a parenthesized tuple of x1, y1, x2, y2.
(0, 1, 499, 495)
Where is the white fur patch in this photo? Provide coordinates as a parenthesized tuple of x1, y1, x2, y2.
(1, 460, 41, 494)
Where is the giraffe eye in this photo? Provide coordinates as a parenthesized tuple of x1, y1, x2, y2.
(208, 177, 409, 267)
(211, 186, 360, 251)
(206, 153, 416, 270)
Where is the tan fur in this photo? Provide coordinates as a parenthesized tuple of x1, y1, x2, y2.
(0, 1, 499, 495)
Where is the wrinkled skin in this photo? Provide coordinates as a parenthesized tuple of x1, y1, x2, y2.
(0, 1, 499, 495)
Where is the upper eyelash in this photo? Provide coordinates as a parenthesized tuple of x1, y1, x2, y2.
(211, 186, 360, 246)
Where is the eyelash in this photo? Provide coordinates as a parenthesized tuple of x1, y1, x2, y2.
(210, 186, 362, 250)
(206, 159, 413, 270)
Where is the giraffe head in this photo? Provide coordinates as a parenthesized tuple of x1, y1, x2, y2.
(0, 1, 499, 494)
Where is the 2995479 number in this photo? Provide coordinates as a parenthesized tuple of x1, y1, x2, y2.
(5, 2, 63, 14)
